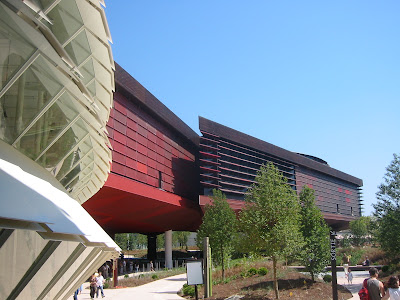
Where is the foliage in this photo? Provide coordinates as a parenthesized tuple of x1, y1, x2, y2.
(323, 275, 332, 283)
(173, 231, 191, 249)
(338, 247, 365, 265)
(182, 284, 196, 296)
(124, 274, 129, 278)
(247, 267, 258, 276)
(197, 189, 238, 280)
(374, 153, 400, 258)
(151, 274, 158, 280)
(349, 216, 372, 246)
(382, 265, 389, 273)
(239, 162, 304, 299)
(114, 233, 147, 250)
(156, 234, 164, 250)
(298, 186, 330, 282)
(337, 234, 352, 248)
(258, 267, 269, 276)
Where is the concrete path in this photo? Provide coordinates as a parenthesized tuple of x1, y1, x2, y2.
(76, 273, 187, 300)
(336, 270, 369, 298)
(74, 270, 369, 299)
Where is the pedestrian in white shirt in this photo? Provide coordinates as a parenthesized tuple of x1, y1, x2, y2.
(96, 271, 105, 298)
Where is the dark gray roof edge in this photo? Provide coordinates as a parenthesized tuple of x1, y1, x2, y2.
(199, 116, 363, 187)
(115, 62, 199, 147)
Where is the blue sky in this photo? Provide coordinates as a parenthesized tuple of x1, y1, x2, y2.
(105, 1, 400, 216)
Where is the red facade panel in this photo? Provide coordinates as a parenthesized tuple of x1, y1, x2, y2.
(114, 120, 127, 135)
(126, 138, 137, 151)
(147, 158, 157, 169)
(114, 100, 127, 114)
(114, 131, 127, 145)
(137, 162, 148, 174)
(106, 88, 199, 202)
(113, 141, 126, 154)
(113, 110, 127, 125)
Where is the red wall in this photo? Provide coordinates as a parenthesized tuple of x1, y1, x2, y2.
(106, 91, 199, 201)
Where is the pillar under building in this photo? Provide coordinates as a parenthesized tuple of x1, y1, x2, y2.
(147, 234, 157, 262)
(165, 230, 173, 269)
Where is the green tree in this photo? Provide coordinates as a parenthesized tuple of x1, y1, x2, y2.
(374, 153, 400, 257)
(349, 216, 372, 246)
(299, 186, 330, 282)
(115, 233, 129, 250)
(239, 162, 304, 299)
(157, 234, 164, 250)
(131, 233, 147, 249)
(173, 231, 191, 249)
(197, 189, 237, 280)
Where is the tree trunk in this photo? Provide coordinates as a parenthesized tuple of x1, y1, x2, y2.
(221, 245, 225, 280)
(273, 255, 279, 299)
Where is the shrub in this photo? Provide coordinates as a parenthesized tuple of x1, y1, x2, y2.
(152, 274, 158, 280)
(247, 267, 257, 276)
(103, 283, 109, 289)
(182, 284, 195, 296)
(239, 271, 247, 278)
(258, 267, 268, 276)
(382, 265, 389, 273)
(323, 275, 332, 283)
(124, 274, 129, 278)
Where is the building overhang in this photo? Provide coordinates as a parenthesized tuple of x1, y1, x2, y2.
(83, 173, 203, 234)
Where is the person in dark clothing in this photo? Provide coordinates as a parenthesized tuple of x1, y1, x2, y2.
(89, 273, 98, 300)
(363, 256, 371, 266)
(367, 267, 385, 300)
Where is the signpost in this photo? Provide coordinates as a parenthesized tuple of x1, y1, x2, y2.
(203, 237, 212, 298)
(330, 230, 338, 300)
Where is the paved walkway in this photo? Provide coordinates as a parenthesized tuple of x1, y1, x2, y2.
(75, 270, 369, 299)
(76, 273, 186, 300)
(336, 270, 369, 298)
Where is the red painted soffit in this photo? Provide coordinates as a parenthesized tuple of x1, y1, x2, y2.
(83, 173, 202, 234)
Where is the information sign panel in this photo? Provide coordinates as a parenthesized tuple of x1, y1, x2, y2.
(186, 260, 203, 285)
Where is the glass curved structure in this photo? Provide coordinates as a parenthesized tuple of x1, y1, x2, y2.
(0, 0, 114, 203)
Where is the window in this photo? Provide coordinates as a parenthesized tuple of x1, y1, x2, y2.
(158, 171, 162, 189)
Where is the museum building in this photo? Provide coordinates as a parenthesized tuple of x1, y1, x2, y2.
(0, 1, 120, 299)
(198, 117, 363, 230)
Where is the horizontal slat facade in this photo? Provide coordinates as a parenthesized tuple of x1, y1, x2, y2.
(199, 117, 363, 223)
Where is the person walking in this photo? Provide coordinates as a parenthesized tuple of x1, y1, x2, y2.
(342, 253, 350, 274)
(96, 271, 105, 298)
(73, 288, 79, 300)
(382, 276, 400, 300)
(150, 261, 154, 271)
(366, 267, 385, 300)
(89, 273, 98, 300)
(346, 268, 353, 284)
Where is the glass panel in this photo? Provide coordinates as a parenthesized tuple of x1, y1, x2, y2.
(39, 0, 55, 10)
(0, 16, 35, 91)
(55, 138, 92, 180)
(80, 58, 95, 86)
(65, 162, 93, 192)
(38, 118, 88, 169)
(46, 0, 83, 45)
(60, 151, 93, 186)
(18, 92, 78, 160)
(1, 56, 63, 144)
(64, 29, 91, 66)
